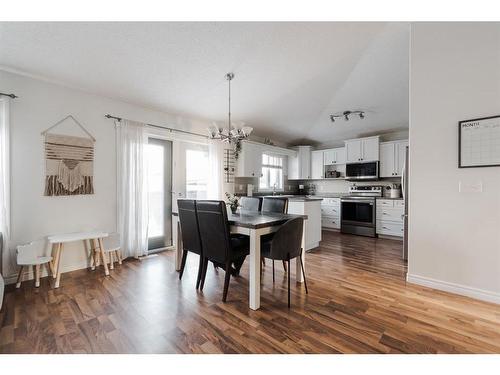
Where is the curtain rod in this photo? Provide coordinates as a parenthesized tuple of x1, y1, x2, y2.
(0, 92, 18, 99)
(105, 114, 208, 139)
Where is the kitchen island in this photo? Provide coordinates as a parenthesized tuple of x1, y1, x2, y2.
(261, 195, 322, 251)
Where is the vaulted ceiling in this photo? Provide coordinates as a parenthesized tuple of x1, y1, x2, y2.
(0, 22, 409, 145)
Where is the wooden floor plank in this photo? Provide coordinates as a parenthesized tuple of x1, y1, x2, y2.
(1, 230, 500, 354)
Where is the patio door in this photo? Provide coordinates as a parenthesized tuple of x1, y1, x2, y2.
(146, 138, 173, 252)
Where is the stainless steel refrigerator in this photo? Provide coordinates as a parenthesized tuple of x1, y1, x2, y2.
(402, 146, 409, 261)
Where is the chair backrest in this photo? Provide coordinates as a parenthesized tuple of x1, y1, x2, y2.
(16, 239, 48, 265)
(177, 199, 202, 255)
(239, 196, 262, 212)
(102, 232, 121, 252)
(269, 218, 304, 260)
(262, 197, 288, 213)
(196, 200, 231, 265)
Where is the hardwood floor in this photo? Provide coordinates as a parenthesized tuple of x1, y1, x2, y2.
(1, 230, 500, 354)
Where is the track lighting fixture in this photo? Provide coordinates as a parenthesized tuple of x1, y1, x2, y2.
(330, 110, 366, 122)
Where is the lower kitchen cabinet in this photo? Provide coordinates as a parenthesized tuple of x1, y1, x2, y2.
(321, 197, 341, 230)
(376, 199, 404, 237)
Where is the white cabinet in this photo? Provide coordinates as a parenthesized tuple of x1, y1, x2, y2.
(288, 200, 322, 250)
(235, 141, 263, 178)
(311, 150, 324, 179)
(376, 199, 404, 237)
(321, 197, 341, 230)
(379, 140, 408, 177)
(344, 136, 380, 163)
(288, 146, 312, 180)
(323, 147, 345, 165)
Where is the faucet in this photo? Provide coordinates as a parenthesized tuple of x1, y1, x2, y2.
(272, 183, 277, 196)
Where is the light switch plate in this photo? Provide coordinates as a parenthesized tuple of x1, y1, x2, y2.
(459, 181, 483, 193)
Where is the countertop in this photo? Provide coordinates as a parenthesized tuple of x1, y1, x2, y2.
(252, 195, 323, 202)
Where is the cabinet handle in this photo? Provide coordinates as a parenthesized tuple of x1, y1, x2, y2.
(383, 227, 389, 230)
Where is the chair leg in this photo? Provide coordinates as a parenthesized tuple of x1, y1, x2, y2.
(35, 264, 41, 288)
(299, 251, 308, 294)
(196, 254, 204, 289)
(282, 260, 287, 272)
(287, 259, 291, 308)
(179, 250, 188, 280)
(272, 259, 275, 283)
(222, 261, 231, 302)
(109, 251, 114, 270)
(16, 266, 24, 289)
(199, 258, 209, 291)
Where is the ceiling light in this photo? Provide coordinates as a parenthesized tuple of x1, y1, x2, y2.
(329, 110, 366, 122)
(207, 72, 252, 144)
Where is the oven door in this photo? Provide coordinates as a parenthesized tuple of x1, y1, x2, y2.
(341, 199, 375, 227)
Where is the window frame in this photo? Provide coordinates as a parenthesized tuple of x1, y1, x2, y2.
(259, 152, 285, 192)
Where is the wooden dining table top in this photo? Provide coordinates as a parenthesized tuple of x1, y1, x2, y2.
(172, 210, 307, 229)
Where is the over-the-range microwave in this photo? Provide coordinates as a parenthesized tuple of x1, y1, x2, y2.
(345, 161, 379, 181)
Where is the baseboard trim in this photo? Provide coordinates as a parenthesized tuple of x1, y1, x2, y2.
(407, 273, 500, 305)
(4, 260, 90, 285)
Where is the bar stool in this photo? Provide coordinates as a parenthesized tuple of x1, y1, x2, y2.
(16, 239, 53, 288)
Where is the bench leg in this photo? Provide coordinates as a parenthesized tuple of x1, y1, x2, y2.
(16, 266, 24, 288)
(35, 264, 40, 288)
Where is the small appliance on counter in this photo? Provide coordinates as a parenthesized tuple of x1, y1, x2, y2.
(247, 184, 254, 197)
(298, 184, 305, 195)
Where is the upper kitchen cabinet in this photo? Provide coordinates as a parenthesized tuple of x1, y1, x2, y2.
(311, 150, 324, 179)
(235, 141, 263, 178)
(344, 136, 380, 163)
(288, 145, 312, 180)
(323, 147, 345, 165)
(379, 140, 408, 177)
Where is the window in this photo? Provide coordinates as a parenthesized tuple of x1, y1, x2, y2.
(186, 145, 209, 199)
(259, 153, 284, 191)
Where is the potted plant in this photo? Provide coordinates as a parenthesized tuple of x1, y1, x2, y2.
(225, 192, 239, 214)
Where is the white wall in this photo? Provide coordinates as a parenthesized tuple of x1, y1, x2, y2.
(1, 70, 211, 280)
(408, 23, 500, 303)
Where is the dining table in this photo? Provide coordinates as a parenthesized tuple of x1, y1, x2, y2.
(172, 209, 308, 310)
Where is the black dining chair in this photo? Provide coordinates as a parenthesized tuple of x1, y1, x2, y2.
(196, 200, 250, 302)
(260, 217, 308, 308)
(177, 199, 204, 289)
(261, 197, 289, 272)
(239, 196, 262, 212)
(261, 197, 288, 213)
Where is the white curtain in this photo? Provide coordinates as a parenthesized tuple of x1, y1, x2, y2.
(116, 120, 148, 258)
(0, 97, 10, 277)
(207, 139, 224, 200)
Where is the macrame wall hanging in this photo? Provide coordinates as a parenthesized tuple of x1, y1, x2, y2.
(41, 115, 96, 196)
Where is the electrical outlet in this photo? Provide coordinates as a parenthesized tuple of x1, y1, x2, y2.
(459, 181, 483, 193)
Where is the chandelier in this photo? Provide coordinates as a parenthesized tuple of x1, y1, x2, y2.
(208, 73, 253, 143)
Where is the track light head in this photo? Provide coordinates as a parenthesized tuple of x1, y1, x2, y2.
(359, 112, 365, 119)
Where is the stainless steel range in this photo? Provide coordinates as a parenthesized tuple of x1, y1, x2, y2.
(340, 185, 382, 237)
